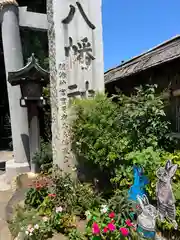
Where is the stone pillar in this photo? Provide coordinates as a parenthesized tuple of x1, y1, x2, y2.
(28, 103, 40, 173)
(47, 0, 104, 172)
(1, 2, 30, 181)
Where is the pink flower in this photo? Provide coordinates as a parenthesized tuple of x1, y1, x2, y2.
(120, 227, 129, 236)
(92, 222, 100, 235)
(35, 184, 42, 190)
(107, 223, 116, 231)
(48, 193, 56, 198)
(103, 227, 108, 233)
(109, 212, 115, 218)
(125, 219, 134, 227)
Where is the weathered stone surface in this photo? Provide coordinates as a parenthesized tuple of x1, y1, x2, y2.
(6, 172, 38, 221)
(0, 190, 12, 220)
(0, 189, 14, 239)
(1, 3, 30, 168)
(47, 0, 104, 170)
(18, 6, 48, 31)
(0, 219, 12, 240)
(50, 233, 68, 240)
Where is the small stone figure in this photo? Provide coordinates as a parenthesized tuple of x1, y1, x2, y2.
(128, 166, 149, 202)
(137, 194, 158, 239)
(156, 159, 178, 229)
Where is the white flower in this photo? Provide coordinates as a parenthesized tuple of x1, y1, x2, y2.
(34, 224, 39, 230)
(42, 216, 49, 222)
(27, 225, 33, 231)
(25, 231, 29, 235)
(85, 210, 91, 219)
(29, 227, 34, 233)
(100, 204, 108, 214)
(29, 232, 33, 236)
(56, 206, 63, 213)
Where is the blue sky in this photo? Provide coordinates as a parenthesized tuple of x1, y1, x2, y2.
(103, 0, 180, 71)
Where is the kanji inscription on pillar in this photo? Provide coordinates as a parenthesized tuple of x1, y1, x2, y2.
(47, 0, 104, 169)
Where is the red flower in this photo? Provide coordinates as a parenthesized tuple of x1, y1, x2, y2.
(48, 193, 56, 198)
(109, 212, 115, 218)
(35, 184, 42, 190)
(103, 227, 108, 233)
(107, 223, 116, 232)
(120, 227, 129, 236)
(92, 222, 100, 235)
(111, 219, 115, 223)
(125, 219, 134, 227)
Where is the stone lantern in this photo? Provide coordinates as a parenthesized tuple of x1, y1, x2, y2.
(8, 53, 49, 172)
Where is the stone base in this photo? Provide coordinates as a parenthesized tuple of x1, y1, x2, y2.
(5, 159, 30, 184)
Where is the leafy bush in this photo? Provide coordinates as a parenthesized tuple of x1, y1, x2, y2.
(71, 86, 175, 192)
(108, 191, 134, 221)
(51, 167, 103, 216)
(38, 195, 55, 216)
(25, 178, 49, 208)
(68, 229, 86, 240)
(72, 93, 122, 170)
(85, 203, 139, 239)
(9, 207, 41, 238)
(9, 203, 76, 239)
(116, 85, 175, 151)
(42, 85, 52, 141)
(32, 140, 53, 174)
(71, 85, 179, 238)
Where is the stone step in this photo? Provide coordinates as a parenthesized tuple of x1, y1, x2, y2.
(0, 219, 13, 240)
(0, 173, 11, 191)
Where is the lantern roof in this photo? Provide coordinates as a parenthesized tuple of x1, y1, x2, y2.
(8, 53, 49, 86)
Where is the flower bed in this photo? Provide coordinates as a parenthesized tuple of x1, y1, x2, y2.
(9, 169, 141, 240)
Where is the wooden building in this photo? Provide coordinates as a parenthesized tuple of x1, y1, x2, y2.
(105, 35, 180, 133)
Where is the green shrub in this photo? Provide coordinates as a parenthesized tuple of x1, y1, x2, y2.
(51, 167, 104, 216)
(71, 86, 175, 192)
(68, 229, 86, 240)
(72, 93, 123, 170)
(25, 182, 48, 209)
(108, 191, 134, 221)
(85, 199, 140, 240)
(32, 140, 53, 174)
(9, 207, 40, 238)
(42, 85, 52, 141)
(38, 195, 55, 216)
